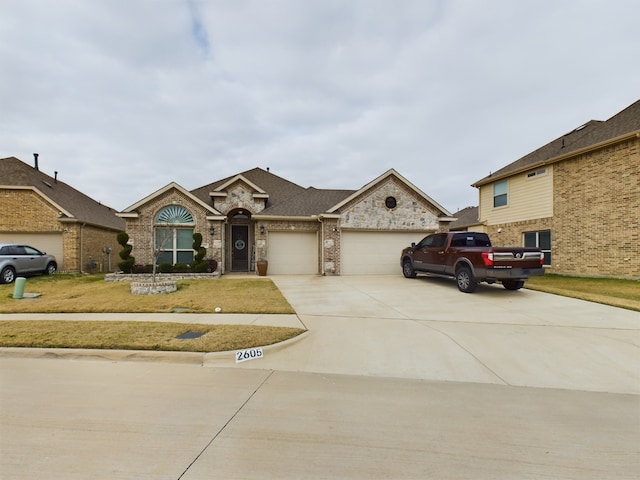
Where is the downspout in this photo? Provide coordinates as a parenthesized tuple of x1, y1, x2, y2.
(80, 223, 86, 273)
(317, 215, 325, 275)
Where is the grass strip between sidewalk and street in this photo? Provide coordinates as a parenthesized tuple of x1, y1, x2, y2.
(0, 320, 305, 353)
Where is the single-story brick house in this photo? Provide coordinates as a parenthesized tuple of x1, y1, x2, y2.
(0, 155, 125, 272)
(118, 168, 455, 275)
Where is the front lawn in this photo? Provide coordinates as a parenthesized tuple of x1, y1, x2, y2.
(0, 274, 295, 314)
(526, 274, 640, 312)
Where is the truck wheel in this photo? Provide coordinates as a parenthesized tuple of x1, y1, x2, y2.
(402, 259, 416, 278)
(1, 266, 16, 284)
(503, 280, 525, 291)
(456, 266, 476, 293)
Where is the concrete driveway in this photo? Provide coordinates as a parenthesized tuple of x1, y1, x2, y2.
(1, 275, 639, 479)
(220, 275, 639, 395)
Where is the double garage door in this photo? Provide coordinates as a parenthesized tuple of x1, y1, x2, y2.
(267, 230, 423, 275)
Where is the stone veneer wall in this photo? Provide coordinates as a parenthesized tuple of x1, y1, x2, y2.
(339, 176, 444, 232)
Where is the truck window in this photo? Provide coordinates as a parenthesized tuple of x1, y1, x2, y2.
(452, 233, 491, 247)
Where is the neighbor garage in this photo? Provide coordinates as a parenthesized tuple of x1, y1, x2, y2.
(267, 231, 318, 274)
(0, 233, 64, 271)
(341, 231, 424, 275)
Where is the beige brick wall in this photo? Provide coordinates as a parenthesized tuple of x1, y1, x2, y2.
(553, 137, 639, 278)
(1, 189, 120, 273)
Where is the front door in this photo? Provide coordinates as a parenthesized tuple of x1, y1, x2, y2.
(231, 225, 249, 271)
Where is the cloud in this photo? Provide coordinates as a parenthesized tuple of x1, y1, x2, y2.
(1, 0, 638, 213)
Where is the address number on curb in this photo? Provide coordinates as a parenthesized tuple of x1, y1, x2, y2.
(235, 347, 264, 363)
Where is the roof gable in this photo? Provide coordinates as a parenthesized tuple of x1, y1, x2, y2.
(190, 167, 307, 211)
(328, 169, 452, 217)
(0, 156, 124, 230)
(119, 181, 223, 216)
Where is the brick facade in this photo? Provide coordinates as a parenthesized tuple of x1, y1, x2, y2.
(552, 138, 639, 278)
(484, 136, 639, 279)
(123, 189, 223, 268)
(1, 188, 121, 273)
(120, 170, 453, 275)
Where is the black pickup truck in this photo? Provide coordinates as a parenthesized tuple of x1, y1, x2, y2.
(400, 232, 545, 293)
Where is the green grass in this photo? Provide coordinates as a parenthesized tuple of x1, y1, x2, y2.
(526, 274, 640, 312)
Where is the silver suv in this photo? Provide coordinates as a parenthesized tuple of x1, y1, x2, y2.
(0, 243, 57, 284)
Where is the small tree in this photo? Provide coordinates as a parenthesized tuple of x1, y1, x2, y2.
(151, 227, 174, 283)
(117, 232, 135, 273)
(192, 232, 208, 273)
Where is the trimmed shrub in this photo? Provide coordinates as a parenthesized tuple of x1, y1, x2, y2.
(116, 231, 135, 273)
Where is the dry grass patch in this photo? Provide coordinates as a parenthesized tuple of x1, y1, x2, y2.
(0, 320, 305, 352)
(526, 274, 640, 311)
(0, 275, 294, 314)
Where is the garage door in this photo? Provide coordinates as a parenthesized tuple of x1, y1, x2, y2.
(341, 231, 423, 275)
(267, 231, 318, 274)
(0, 233, 64, 271)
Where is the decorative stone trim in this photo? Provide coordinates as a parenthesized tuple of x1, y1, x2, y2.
(130, 281, 177, 295)
(105, 272, 220, 283)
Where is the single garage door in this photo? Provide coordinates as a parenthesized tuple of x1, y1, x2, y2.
(0, 233, 64, 271)
(267, 231, 318, 274)
(341, 231, 423, 275)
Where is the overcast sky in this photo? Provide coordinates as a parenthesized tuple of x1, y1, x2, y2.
(1, 1, 638, 214)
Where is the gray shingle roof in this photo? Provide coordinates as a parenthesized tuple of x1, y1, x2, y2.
(474, 99, 640, 186)
(260, 187, 355, 216)
(449, 206, 479, 229)
(0, 156, 125, 230)
(190, 167, 308, 208)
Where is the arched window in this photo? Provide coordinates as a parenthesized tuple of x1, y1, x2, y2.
(154, 205, 194, 265)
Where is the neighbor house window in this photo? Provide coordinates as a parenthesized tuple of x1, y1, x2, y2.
(493, 180, 508, 208)
(524, 230, 551, 266)
(154, 205, 194, 265)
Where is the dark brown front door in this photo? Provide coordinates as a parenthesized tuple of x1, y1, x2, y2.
(231, 225, 249, 271)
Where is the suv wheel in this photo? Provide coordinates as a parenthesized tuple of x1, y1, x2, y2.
(45, 262, 57, 275)
(1, 266, 16, 284)
(402, 259, 416, 278)
(456, 266, 476, 293)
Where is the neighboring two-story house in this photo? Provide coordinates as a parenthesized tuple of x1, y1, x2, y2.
(0, 156, 125, 273)
(472, 99, 639, 279)
(118, 168, 455, 275)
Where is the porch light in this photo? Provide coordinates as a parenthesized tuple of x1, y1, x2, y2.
(209, 226, 215, 235)
(259, 225, 265, 235)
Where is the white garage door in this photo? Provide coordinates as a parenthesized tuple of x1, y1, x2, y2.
(341, 231, 423, 275)
(0, 233, 64, 270)
(267, 231, 318, 274)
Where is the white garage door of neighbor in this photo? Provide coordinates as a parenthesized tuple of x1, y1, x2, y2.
(267, 232, 318, 274)
(0, 233, 64, 270)
(341, 231, 423, 275)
